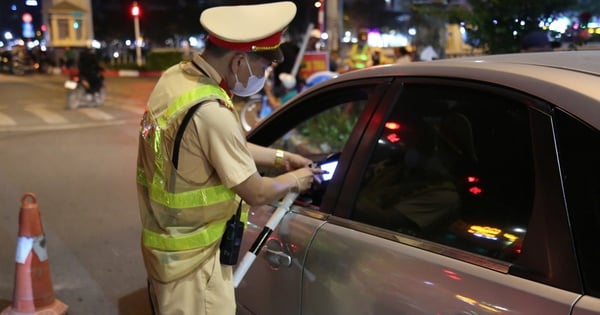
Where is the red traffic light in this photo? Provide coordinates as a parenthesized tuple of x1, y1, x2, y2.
(131, 3, 140, 17)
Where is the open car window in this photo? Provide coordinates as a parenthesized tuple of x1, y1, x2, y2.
(254, 85, 373, 207)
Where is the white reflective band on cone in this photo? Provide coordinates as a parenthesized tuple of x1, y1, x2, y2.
(33, 235, 48, 261)
(15, 235, 48, 263)
(15, 236, 34, 264)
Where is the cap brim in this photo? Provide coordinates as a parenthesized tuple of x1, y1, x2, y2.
(254, 48, 284, 64)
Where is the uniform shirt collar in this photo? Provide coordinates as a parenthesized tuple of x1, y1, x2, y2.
(187, 54, 232, 98)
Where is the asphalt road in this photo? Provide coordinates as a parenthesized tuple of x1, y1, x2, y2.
(0, 72, 159, 314)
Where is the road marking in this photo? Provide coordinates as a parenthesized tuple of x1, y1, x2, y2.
(0, 118, 136, 132)
(25, 105, 68, 124)
(78, 108, 114, 120)
(112, 104, 145, 116)
(0, 112, 17, 126)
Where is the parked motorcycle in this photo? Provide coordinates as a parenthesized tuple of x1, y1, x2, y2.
(0, 49, 36, 75)
(64, 71, 106, 110)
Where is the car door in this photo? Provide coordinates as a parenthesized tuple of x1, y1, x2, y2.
(235, 78, 391, 315)
(300, 78, 585, 314)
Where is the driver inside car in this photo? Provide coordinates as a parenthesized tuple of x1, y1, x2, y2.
(354, 117, 461, 235)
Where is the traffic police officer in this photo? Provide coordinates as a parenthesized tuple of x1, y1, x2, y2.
(136, 2, 319, 314)
(346, 28, 372, 70)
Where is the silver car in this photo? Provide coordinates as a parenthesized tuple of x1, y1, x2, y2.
(235, 51, 600, 315)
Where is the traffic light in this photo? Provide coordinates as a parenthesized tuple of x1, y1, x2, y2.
(131, 2, 140, 17)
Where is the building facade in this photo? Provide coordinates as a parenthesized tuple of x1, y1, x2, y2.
(41, 0, 94, 48)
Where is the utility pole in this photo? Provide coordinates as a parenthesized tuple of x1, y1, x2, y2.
(325, 0, 342, 53)
(131, 2, 142, 67)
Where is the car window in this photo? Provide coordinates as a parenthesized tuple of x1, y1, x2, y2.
(254, 86, 371, 208)
(353, 83, 535, 263)
(268, 89, 369, 159)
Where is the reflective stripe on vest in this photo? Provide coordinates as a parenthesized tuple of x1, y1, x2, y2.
(157, 85, 233, 129)
(142, 206, 249, 251)
(142, 222, 227, 251)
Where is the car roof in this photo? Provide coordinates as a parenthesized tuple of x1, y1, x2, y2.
(442, 50, 600, 75)
(324, 50, 600, 128)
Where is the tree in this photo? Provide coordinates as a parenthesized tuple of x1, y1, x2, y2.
(463, 0, 577, 54)
(343, 0, 398, 31)
(411, 3, 461, 60)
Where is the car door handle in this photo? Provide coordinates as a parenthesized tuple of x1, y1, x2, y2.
(265, 248, 292, 267)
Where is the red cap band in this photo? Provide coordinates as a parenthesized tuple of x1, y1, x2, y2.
(207, 30, 283, 52)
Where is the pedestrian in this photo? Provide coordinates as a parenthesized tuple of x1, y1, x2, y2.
(136, 2, 321, 315)
(64, 46, 75, 69)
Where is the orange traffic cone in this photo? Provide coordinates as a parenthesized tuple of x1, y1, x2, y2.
(1, 193, 68, 315)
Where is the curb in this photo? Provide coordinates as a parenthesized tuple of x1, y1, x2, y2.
(57, 68, 162, 78)
(103, 70, 164, 77)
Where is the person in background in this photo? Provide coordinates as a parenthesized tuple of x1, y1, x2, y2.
(77, 47, 103, 93)
(307, 28, 323, 51)
(63, 46, 76, 69)
(371, 49, 381, 66)
(136, 2, 321, 314)
(273, 39, 299, 95)
(394, 46, 413, 64)
(264, 72, 298, 113)
(345, 28, 372, 70)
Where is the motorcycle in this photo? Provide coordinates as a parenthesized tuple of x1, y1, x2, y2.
(64, 71, 106, 110)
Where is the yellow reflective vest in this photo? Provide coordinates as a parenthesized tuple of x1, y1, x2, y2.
(136, 62, 247, 282)
(349, 43, 370, 69)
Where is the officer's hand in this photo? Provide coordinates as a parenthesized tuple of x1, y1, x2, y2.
(289, 168, 316, 192)
(283, 152, 312, 171)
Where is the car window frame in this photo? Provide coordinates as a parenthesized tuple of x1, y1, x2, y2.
(329, 76, 581, 293)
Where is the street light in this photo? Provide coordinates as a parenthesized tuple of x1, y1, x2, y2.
(131, 2, 142, 67)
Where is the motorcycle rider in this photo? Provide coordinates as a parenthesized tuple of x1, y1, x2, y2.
(77, 48, 103, 95)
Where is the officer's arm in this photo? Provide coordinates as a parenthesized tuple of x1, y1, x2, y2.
(247, 142, 312, 170)
(232, 168, 314, 206)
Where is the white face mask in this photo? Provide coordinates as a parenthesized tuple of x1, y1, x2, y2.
(232, 56, 267, 97)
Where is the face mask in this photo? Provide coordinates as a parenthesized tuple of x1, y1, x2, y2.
(232, 56, 267, 97)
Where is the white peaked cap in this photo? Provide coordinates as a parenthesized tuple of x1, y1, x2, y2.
(200, 1, 297, 63)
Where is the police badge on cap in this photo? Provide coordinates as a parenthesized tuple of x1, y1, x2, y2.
(200, 1, 297, 64)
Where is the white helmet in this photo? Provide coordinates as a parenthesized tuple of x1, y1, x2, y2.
(279, 72, 296, 90)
